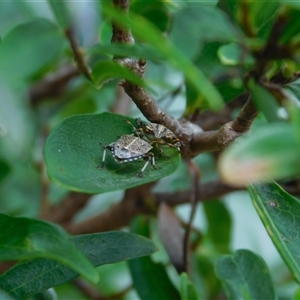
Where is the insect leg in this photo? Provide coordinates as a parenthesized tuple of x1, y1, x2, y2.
(100, 148, 106, 168)
(124, 119, 146, 138)
(137, 153, 156, 178)
(98, 142, 113, 169)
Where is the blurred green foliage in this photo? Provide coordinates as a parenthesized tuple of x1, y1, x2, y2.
(0, 0, 300, 299)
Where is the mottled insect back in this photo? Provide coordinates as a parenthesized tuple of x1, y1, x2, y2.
(99, 134, 156, 178)
(113, 134, 152, 161)
(127, 118, 183, 152)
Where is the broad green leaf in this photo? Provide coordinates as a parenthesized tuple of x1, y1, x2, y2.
(203, 200, 231, 253)
(170, 3, 241, 60)
(285, 78, 300, 102)
(293, 286, 300, 300)
(279, 5, 300, 44)
(91, 60, 145, 89)
(103, 4, 223, 110)
(129, 216, 181, 300)
(0, 290, 13, 300)
(220, 0, 278, 40)
(219, 122, 300, 186)
(215, 78, 245, 103)
(194, 42, 228, 78)
(248, 78, 281, 122)
(249, 1, 279, 39)
(47, 0, 72, 28)
(290, 105, 300, 146)
(90, 43, 164, 62)
(0, 1, 34, 35)
(215, 249, 277, 300)
(0, 80, 36, 161)
(192, 41, 245, 103)
(131, 0, 170, 32)
(180, 273, 199, 300)
(0, 19, 64, 82)
(248, 183, 300, 283)
(0, 160, 10, 183)
(193, 255, 222, 299)
(218, 43, 254, 66)
(0, 214, 98, 284)
(128, 256, 181, 300)
(284, 82, 300, 144)
(44, 113, 181, 193)
(0, 162, 41, 217)
(0, 231, 156, 299)
(282, 0, 300, 10)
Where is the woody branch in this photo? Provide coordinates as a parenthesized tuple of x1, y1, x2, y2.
(111, 0, 257, 158)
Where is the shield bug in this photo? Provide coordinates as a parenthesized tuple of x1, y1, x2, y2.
(126, 118, 183, 153)
(99, 134, 156, 177)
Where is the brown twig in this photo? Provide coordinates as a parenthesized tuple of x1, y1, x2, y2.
(63, 180, 241, 235)
(240, 0, 255, 37)
(65, 183, 155, 235)
(111, 0, 133, 44)
(110, 0, 255, 159)
(183, 160, 201, 275)
(37, 161, 51, 219)
(249, 11, 289, 81)
(72, 278, 132, 300)
(43, 192, 91, 224)
(111, 85, 133, 115)
(65, 27, 92, 80)
(155, 181, 241, 207)
(231, 96, 258, 133)
(30, 64, 80, 105)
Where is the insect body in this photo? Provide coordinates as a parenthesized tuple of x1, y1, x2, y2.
(100, 134, 156, 178)
(127, 118, 183, 153)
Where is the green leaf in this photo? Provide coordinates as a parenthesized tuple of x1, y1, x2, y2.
(180, 273, 199, 300)
(218, 43, 254, 66)
(0, 1, 35, 35)
(44, 113, 181, 193)
(90, 43, 164, 62)
(128, 256, 181, 300)
(204, 200, 232, 253)
(249, 1, 279, 39)
(221, 0, 279, 40)
(0, 19, 64, 82)
(0, 231, 156, 299)
(285, 78, 300, 102)
(193, 255, 222, 299)
(218, 122, 300, 186)
(293, 286, 300, 300)
(290, 105, 300, 146)
(0, 214, 98, 284)
(47, 0, 72, 28)
(0, 290, 13, 300)
(91, 60, 145, 89)
(129, 216, 181, 300)
(103, 4, 223, 110)
(248, 78, 281, 122)
(131, 0, 170, 32)
(248, 183, 300, 283)
(279, 5, 300, 44)
(284, 83, 300, 146)
(192, 41, 245, 103)
(0, 159, 10, 183)
(215, 78, 245, 103)
(215, 249, 277, 300)
(170, 3, 241, 60)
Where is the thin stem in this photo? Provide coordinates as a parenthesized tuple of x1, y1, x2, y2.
(65, 27, 91, 80)
(183, 160, 200, 275)
(231, 96, 258, 133)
